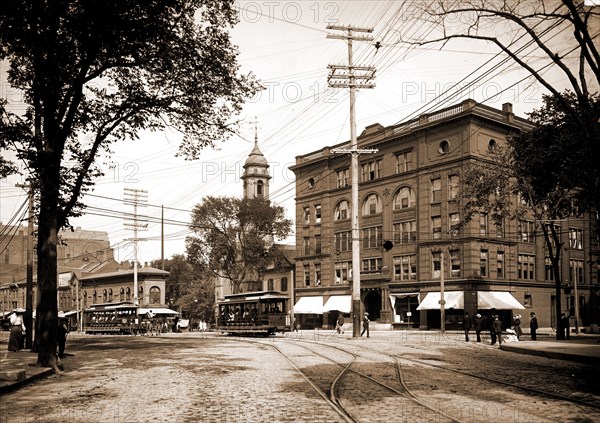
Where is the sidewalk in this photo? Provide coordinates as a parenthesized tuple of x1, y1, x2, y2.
(499, 334, 600, 365)
(0, 350, 54, 395)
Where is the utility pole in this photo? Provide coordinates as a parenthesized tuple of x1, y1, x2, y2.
(123, 188, 148, 306)
(16, 183, 34, 349)
(440, 253, 445, 334)
(327, 24, 376, 338)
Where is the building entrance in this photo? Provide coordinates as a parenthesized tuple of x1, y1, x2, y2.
(364, 290, 382, 320)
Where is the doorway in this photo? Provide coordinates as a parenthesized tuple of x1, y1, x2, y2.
(364, 290, 382, 320)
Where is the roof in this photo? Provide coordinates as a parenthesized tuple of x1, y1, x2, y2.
(79, 267, 169, 281)
(244, 138, 268, 167)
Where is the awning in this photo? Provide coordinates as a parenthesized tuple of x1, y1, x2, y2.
(478, 291, 525, 310)
(137, 307, 179, 316)
(294, 296, 324, 314)
(416, 291, 464, 310)
(389, 292, 420, 308)
(323, 295, 351, 313)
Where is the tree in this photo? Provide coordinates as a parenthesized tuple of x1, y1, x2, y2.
(401, 1, 600, 227)
(0, 0, 259, 369)
(186, 196, 292, 294)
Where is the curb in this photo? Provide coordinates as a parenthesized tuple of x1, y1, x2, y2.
(500, 344, 598, 365)
(0, 367, 54, 396)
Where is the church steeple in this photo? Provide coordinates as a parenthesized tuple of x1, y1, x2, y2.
(241, 120, 271, 199)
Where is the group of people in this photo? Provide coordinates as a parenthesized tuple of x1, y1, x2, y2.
(461, 311, 539, 345)
(334, 312, 371, 337)
(7, 309, 70, 358)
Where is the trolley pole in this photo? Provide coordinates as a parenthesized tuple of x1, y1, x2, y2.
(440, 253, 445, 334)
(123, 188, 148, 306)
(327, 24, 376, 338)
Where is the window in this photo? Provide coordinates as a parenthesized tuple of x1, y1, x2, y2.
(545, 257, 554, 281)
(93, 290, 97, 303)
(315, 235, 322, 254)
(480, 249, 488, 277)
(519, 220, 536, 242)
(488, 139, 497, 152)
(149, 286, 161, 304)
(431, 178, 442, 202)
(569, 228, 583, 249)
(449, 213, 460, 237)
(394, 255, 417, 281)
(304, 265, 310, 286)
(395, 151, 412, 173)
(524, 293, 532, 307)
(569, 259, 584, 285)
(256, 180, 264, 197)
(108, 288, 113, 302)
(495, 219, 504, 238)
(394, 187, 415, 209)
(362, 194, 382, 215)
(393, 220, 416, 244)
(361, 159, 382, 181)
(362, 257, 382, 273)
(432, 252, 441, 278)
(126, 287, 131, 301)
(439, 140, 450, 154)
(363, 226, 383, 249)
(267, 279, 274, 291)
(138, 285, 144, 299)
(315, 204, 321, 224)
(335, 200, 350, 221)
(83, 291, 87, 307)
(314, 264, 321, 285)
(450, 250, 461, 277)
(448, 175, 459, 199)
(479, 213, 488, 236)
(496, 251, 505, 278)
(303, 207, 310, 225)
(336, 168, 349, 188)
(103, 289, 108, 302)
(281, 277, 288, 292)
(431, 216, 442, 239)
(120, 287, 125, 302)
(335, 261, 352, 283)
(335, 231, 351, 252)
(303, 237, 311, 255)
(518, 254, 535, 280)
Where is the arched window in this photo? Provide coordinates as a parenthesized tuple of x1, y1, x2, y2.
(138, 286, 144, 303)
(394, 187, 416, 209)
(103, 289, 107, 302)
(83, 291, 87, 307)
(362, 193, 382, 216)
(334, 200, 350, 221)
(267, 279, 274, 291)
(149, 286, 161, 305)
(108, 288, 113, 302)
(120, 287, 125, 302)
(93, 290, 97, 303)
(126, 287, 131, 301)
(257, 180, 264, 197)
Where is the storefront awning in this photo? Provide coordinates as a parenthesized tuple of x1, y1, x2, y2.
(478, 291, 525, 310)
(323, 295, 351, 313)
(389, 292, 420, 308)
(416, 291, 464, 310)
(294, 296, 324, 314)
(137, 307, 179, 316)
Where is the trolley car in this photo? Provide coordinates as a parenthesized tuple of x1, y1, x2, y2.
(216, 291, 291, 335)
(83, 302, 138, 334)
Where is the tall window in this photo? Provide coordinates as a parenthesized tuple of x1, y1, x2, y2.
(496, 251, 505, 278)
(394, 187, 416, 209)
(93, 290, 97, 303)
(479, 213, 488, 236)
(363, 226, 383, 249)
(362, 194, 382, 215)
(103, 289, 108, 302)
(432, 252, 442, 278)
(315, 204, 321, 224)
(495, 219, 504, 238)
(267, 279, 274, 291)
(361, 159, 382, 181)
(138, 286, 144, 301)
(304, 265, 310, 286)
(545, 257, 555, 281)
(518, 254, 535, 280)
(315, 235, 322, 254)
(450, 250, 461, 277)
(303, 237, 311, 255)
(335, 231, 351, 252)
(394, 255, 416, 281)
(126, 287, 131, 301)
(303, 207, 310, 224)
(362, 257, 382, 273)
(335, 200, 350, 220)
(281, 277, 288, 292)
(336, 168, 349, 188)
(569, 228, 583, 249)
(83, 291, 87, 307)
(149, 286, 161, 304)
(393, 220, 416, 244)
(449, 213, 460, 237)
(108, 288, 113, 302)
(120, 287, 125, 302)
(256, 180, 264, 197)
(335, 261, 352, 283)
(569, 259, 584, 285)
(519, 220, 536, 242)
(480, 249, 488, 277)
(314, 264, 321, 285)
(448, 174, 459, 199)
(395, 151, 412, 173)
(431, 178, 442, 202)
(431, 216, 442, 239)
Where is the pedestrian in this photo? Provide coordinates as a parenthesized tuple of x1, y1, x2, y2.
(335, 313, 345, 334)
(57, 318, 69, 358)
(473, 313, 483, 342)
(361, 312, 370, 337)
(8, 310, 24, 352)
(513, 314, 523, 341)
(561, 312, 570, 340)
(492, 315, 503, 346)
(529, 312, 538, 341)
(462, 312, 472, 342)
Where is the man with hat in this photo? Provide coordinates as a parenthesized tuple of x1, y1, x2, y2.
(361, 312, 370, 338)
(473, 313, 484, 342)
(529, 312, 538, 341)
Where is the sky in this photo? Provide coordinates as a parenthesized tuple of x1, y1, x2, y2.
(0, 1, 589, 265)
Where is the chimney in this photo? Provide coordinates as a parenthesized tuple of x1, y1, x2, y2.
(502, 102, 514, 123)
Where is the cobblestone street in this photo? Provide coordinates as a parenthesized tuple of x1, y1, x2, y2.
(1, 331, 599, 422)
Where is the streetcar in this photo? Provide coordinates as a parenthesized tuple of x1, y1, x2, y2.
(216, 291, 291, 335)
(83, 302, 138, 334)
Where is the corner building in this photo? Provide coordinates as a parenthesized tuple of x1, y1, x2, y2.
(290, 99, 599, 331)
